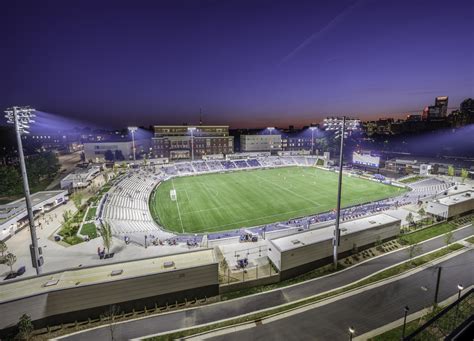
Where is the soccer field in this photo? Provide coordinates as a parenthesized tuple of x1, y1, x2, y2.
(150, 167, 405, 234)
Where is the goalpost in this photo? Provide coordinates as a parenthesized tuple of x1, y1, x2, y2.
(170, 189, 177, 201)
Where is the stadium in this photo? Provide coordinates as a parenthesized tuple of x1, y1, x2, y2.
(101, 154, 411, 245)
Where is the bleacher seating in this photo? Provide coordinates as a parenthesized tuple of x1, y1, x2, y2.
(234, 160, 249, 168)
(221, 160, 237, 169)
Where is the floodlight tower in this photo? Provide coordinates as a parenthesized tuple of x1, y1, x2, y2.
(309, 126, 317, 155)
(128, 126, 138, 161)
(5, 106, 43, 275)
(188, 127, 196, 161)
(323, 116, 360, 269)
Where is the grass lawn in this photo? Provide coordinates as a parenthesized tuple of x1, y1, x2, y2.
(151, 166, 406, 233)
(398, 220, 464, 245)
(80, 222, 98, 239)
(85, 207, 97, 221)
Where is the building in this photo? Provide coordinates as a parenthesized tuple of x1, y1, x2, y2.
(435, 96, 449, 117)
(240, 134, 282, 152)
(83, 139, 150, 163)
(0, 249, 218, 333)
(460, 98, 474, 115)
(266, 214, 401, 279)
(60, 166, 101, 190)
(426, 191, 474, 219)
(0, 191, 68, 241)
(152, 125, 234, 160)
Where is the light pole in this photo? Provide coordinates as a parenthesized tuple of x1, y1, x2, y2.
(457, 284, 463, 300)
(348, 326, 355, 341)
(309, 127, 316, 155)
(454, 284, 464, 326)
(402, 305, 409, 339)
(5, 106, 43, 275)
(128, 126, 138, 161)
(323, 117, 359, 269)
(188, 127, 196, 161)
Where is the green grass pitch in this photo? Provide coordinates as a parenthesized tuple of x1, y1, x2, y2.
(150, 167, 406, 234)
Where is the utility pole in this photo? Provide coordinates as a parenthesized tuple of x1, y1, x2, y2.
(5, 106, 43, 275)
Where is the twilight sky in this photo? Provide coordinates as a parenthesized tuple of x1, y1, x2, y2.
(1, 0, 473, 129)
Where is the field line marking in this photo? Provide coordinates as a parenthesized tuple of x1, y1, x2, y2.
(189, 206, 317, 233)
(252, 171, 321, 207)
(171, 178, 185, 233)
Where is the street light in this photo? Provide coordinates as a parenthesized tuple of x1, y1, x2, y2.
(188, 127, 196, 161)
(348, 326, 355, 341)
(457, 284, 464, 299)
(128, 126, 138, 161)
(323, 117, 360, 269)
(309, 127, 317, 155)
(4, 106, 43, 275)
(402, 305, 409, 339)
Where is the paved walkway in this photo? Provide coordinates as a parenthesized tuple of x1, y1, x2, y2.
(58, 224, 474, 341)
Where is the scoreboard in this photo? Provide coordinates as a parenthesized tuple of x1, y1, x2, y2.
(352, 151, 380, 168)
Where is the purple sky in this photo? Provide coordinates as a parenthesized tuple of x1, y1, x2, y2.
(1, 0, 473, 129)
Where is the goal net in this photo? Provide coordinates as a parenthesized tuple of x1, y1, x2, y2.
(170, 189, 177, 201)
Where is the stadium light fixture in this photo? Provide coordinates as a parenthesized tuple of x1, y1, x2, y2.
(309, 126, 317, 155)
(188, 127, 197, 161)
(128, 126, 138, 161)
(323, 116, 360, 269)
(4, 106, 43, 275)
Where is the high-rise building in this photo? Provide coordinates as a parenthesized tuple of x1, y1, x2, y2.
(435, 96, 449, 117)
(152, 125, 233, 160)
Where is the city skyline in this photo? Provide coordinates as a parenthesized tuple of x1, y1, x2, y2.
(1, 0, 473, 128)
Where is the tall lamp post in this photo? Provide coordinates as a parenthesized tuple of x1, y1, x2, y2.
(188, 127, 196, 161)
(348, 326, 355, 341)
(128, 126, 138, 161)
(309, 126, 317, 155)
(5, 106, 43, 275)
(323, 117, 360, 269)
(402, 305, 410, 339)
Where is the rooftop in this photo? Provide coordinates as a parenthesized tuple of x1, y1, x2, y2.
(0, 249, 216, 303)
(437, 191, 473, 206)
(270, 214, 401, 252)
(0, 191, 67, 221)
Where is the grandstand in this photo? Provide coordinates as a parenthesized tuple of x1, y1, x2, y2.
(100, 155, 456, 247)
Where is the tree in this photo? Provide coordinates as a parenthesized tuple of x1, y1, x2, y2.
(408, 244, 422, 264)
(5, 252, 17, 274)
(461, 168, 469, 183)
(104, 150, 115, 161)
(0, 240, 7, 257)
(418, 207, 426, 216)
(71, 192, 83, 210)
(447, 165, 455, 180)
(99, 221, 113, 256)
(17, 314, 34, 341)
(406, 212, 414, 226)
(62, 210, 71, 223)
(101, 305, 121, 340)
(444, 230, 454, 245)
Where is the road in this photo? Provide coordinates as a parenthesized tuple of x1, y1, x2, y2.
(59, 224, 473, 341)
(207, 249, 474, 341)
